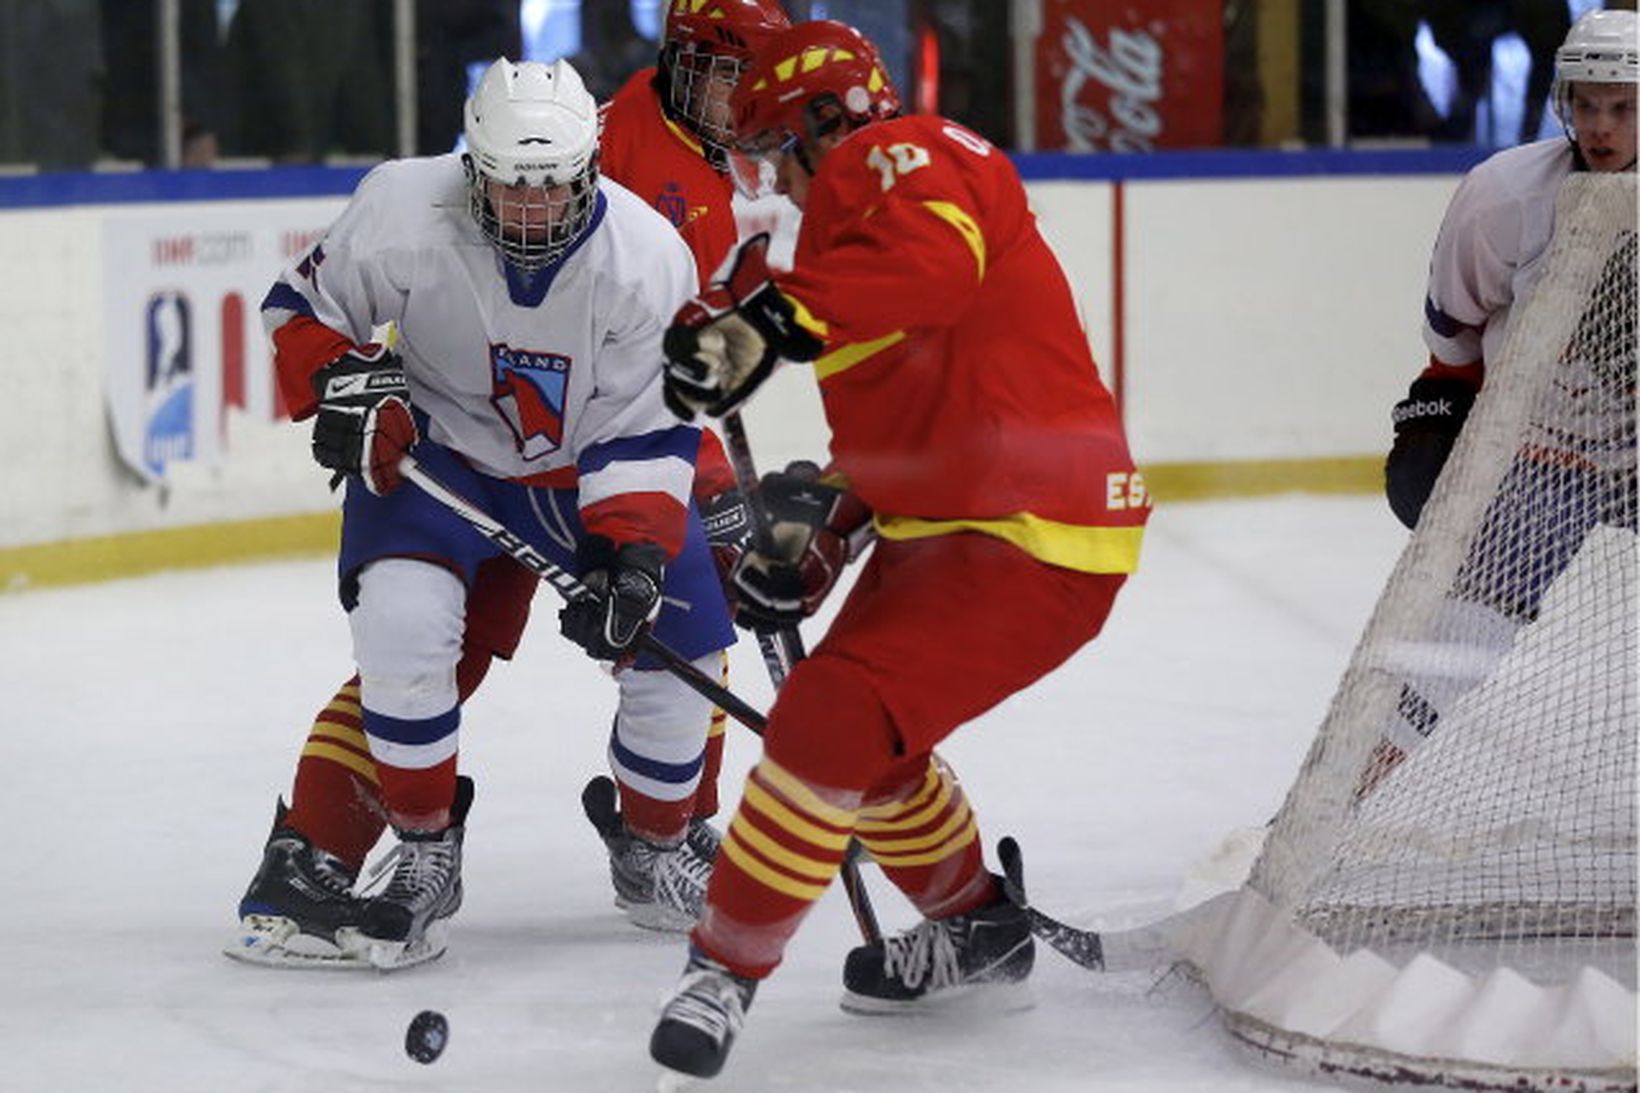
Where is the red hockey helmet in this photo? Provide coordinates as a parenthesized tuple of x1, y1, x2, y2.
(659, 0, 791, 156)
(731, 19, 901, 156)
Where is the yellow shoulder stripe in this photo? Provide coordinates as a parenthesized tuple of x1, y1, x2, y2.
(659, 111, 705, 157)
(921, 200, 986, 280)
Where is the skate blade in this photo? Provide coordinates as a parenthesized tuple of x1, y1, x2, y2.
(222, 915, 373, 971)
(334, 921, 450, 972)
(839, 979, 1035, 1017)
(655, 1067, 700, 1093)
(623, 902, 696, 934)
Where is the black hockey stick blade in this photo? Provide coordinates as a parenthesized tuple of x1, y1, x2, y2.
(999, 836, 1103, 970)
(998, 836, 1179, 974)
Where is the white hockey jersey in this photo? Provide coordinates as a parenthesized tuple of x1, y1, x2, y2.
(262, 152, 702, 548)
(1423, 139, 1633, 471)
(1422, 138, 1572, 371)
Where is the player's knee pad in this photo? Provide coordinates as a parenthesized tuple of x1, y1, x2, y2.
(762, 654, 899, 793)
(610, 654, 717, 802)
(348, 558, 464, 720)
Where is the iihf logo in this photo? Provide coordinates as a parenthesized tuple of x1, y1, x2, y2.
(490, 344, 571, 459)
(143, 291, 194, 476)
(656, 181, 687, 227)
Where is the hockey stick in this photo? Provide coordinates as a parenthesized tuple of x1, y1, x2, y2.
(997, 836, 1182, 973)
(398, 455, 768, 734)
(715, 413, 881, 943)
(718, 411, 806, 679)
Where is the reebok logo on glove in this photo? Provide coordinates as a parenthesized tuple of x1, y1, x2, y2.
(1391, 398, 1456, 425)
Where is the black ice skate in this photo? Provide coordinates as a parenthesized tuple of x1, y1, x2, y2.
(686, 813, 724, 862)
(339, 775, 473, 971)
(651, 950, 759, 1080)
(581, 775, 714, 931)
(223, 798, 371, 969)
(841, 882, 1035, 1015)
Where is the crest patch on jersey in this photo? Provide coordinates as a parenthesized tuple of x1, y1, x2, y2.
(656, 181, 688, 227)
(490, 343, 571, 460)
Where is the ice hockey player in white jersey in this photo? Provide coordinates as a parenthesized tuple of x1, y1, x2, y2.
(225, 58, 734, 970)
(1372, 8, 1636, 782)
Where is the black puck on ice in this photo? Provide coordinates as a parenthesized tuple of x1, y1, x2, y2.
(405, 1009, 449, 1064)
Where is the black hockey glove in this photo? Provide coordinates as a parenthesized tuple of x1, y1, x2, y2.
(699, 487, 755, 596)
(310, 345, 418, 496)
(1384, 376, 1476, 529)
(560, 535, 666, 662)
(662, 234, 824, 420)
(731, 461, 873, 633)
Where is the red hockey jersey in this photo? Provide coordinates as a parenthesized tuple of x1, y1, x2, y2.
(601, 67, 738, 498)
(601, 68, 740, 287)
(778, 115, 1148, 574)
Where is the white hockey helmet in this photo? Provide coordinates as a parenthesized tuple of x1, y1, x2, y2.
(1551, 9, 1639, 128)
(462, 58, 600, 270)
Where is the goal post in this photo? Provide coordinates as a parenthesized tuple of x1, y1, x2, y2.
(1175, 171, 1637, 1093)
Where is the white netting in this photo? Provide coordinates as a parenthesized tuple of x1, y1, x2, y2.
(1190, 172, 1637, 1093)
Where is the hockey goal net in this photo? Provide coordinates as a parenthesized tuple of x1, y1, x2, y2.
(1177, 171, 1637, 1092)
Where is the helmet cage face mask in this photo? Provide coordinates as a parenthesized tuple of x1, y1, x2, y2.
(663, 42, 748, 155)
(463, 154, 600, 273)
(658, 0, 789, 160)
(463, 59, 600, 271)
(1550, 10, 1639, 132)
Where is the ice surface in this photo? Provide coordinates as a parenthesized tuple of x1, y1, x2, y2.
(0, 495, 1402, 1092)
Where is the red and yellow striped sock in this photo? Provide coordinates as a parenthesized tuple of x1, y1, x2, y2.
(855, 756, 995, 919)
(692, 757, 860, 977)
(283, 677, 386, 872)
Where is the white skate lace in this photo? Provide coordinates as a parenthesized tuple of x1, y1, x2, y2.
(655, 843, 713, 916)
(881, 919, 964, 991)
(362, 837, 458, 911)
(664, 966, 748, 1042)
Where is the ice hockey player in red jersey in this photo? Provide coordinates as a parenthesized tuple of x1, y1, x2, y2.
(582, 0, 791, 901)
(1370, 8, 1636, 783)
(646, 20, 1152, 1080)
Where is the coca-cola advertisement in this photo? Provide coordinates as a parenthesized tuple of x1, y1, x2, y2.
(1035, 0, 1224, 152)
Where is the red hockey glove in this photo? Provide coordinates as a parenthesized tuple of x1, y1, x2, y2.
(560, 535, 666, 663)
(1385, 377, 1475, 529)
(731, 461, 873, 633)
(662, 234, 824, 420)
(310, 345, 417, 496)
